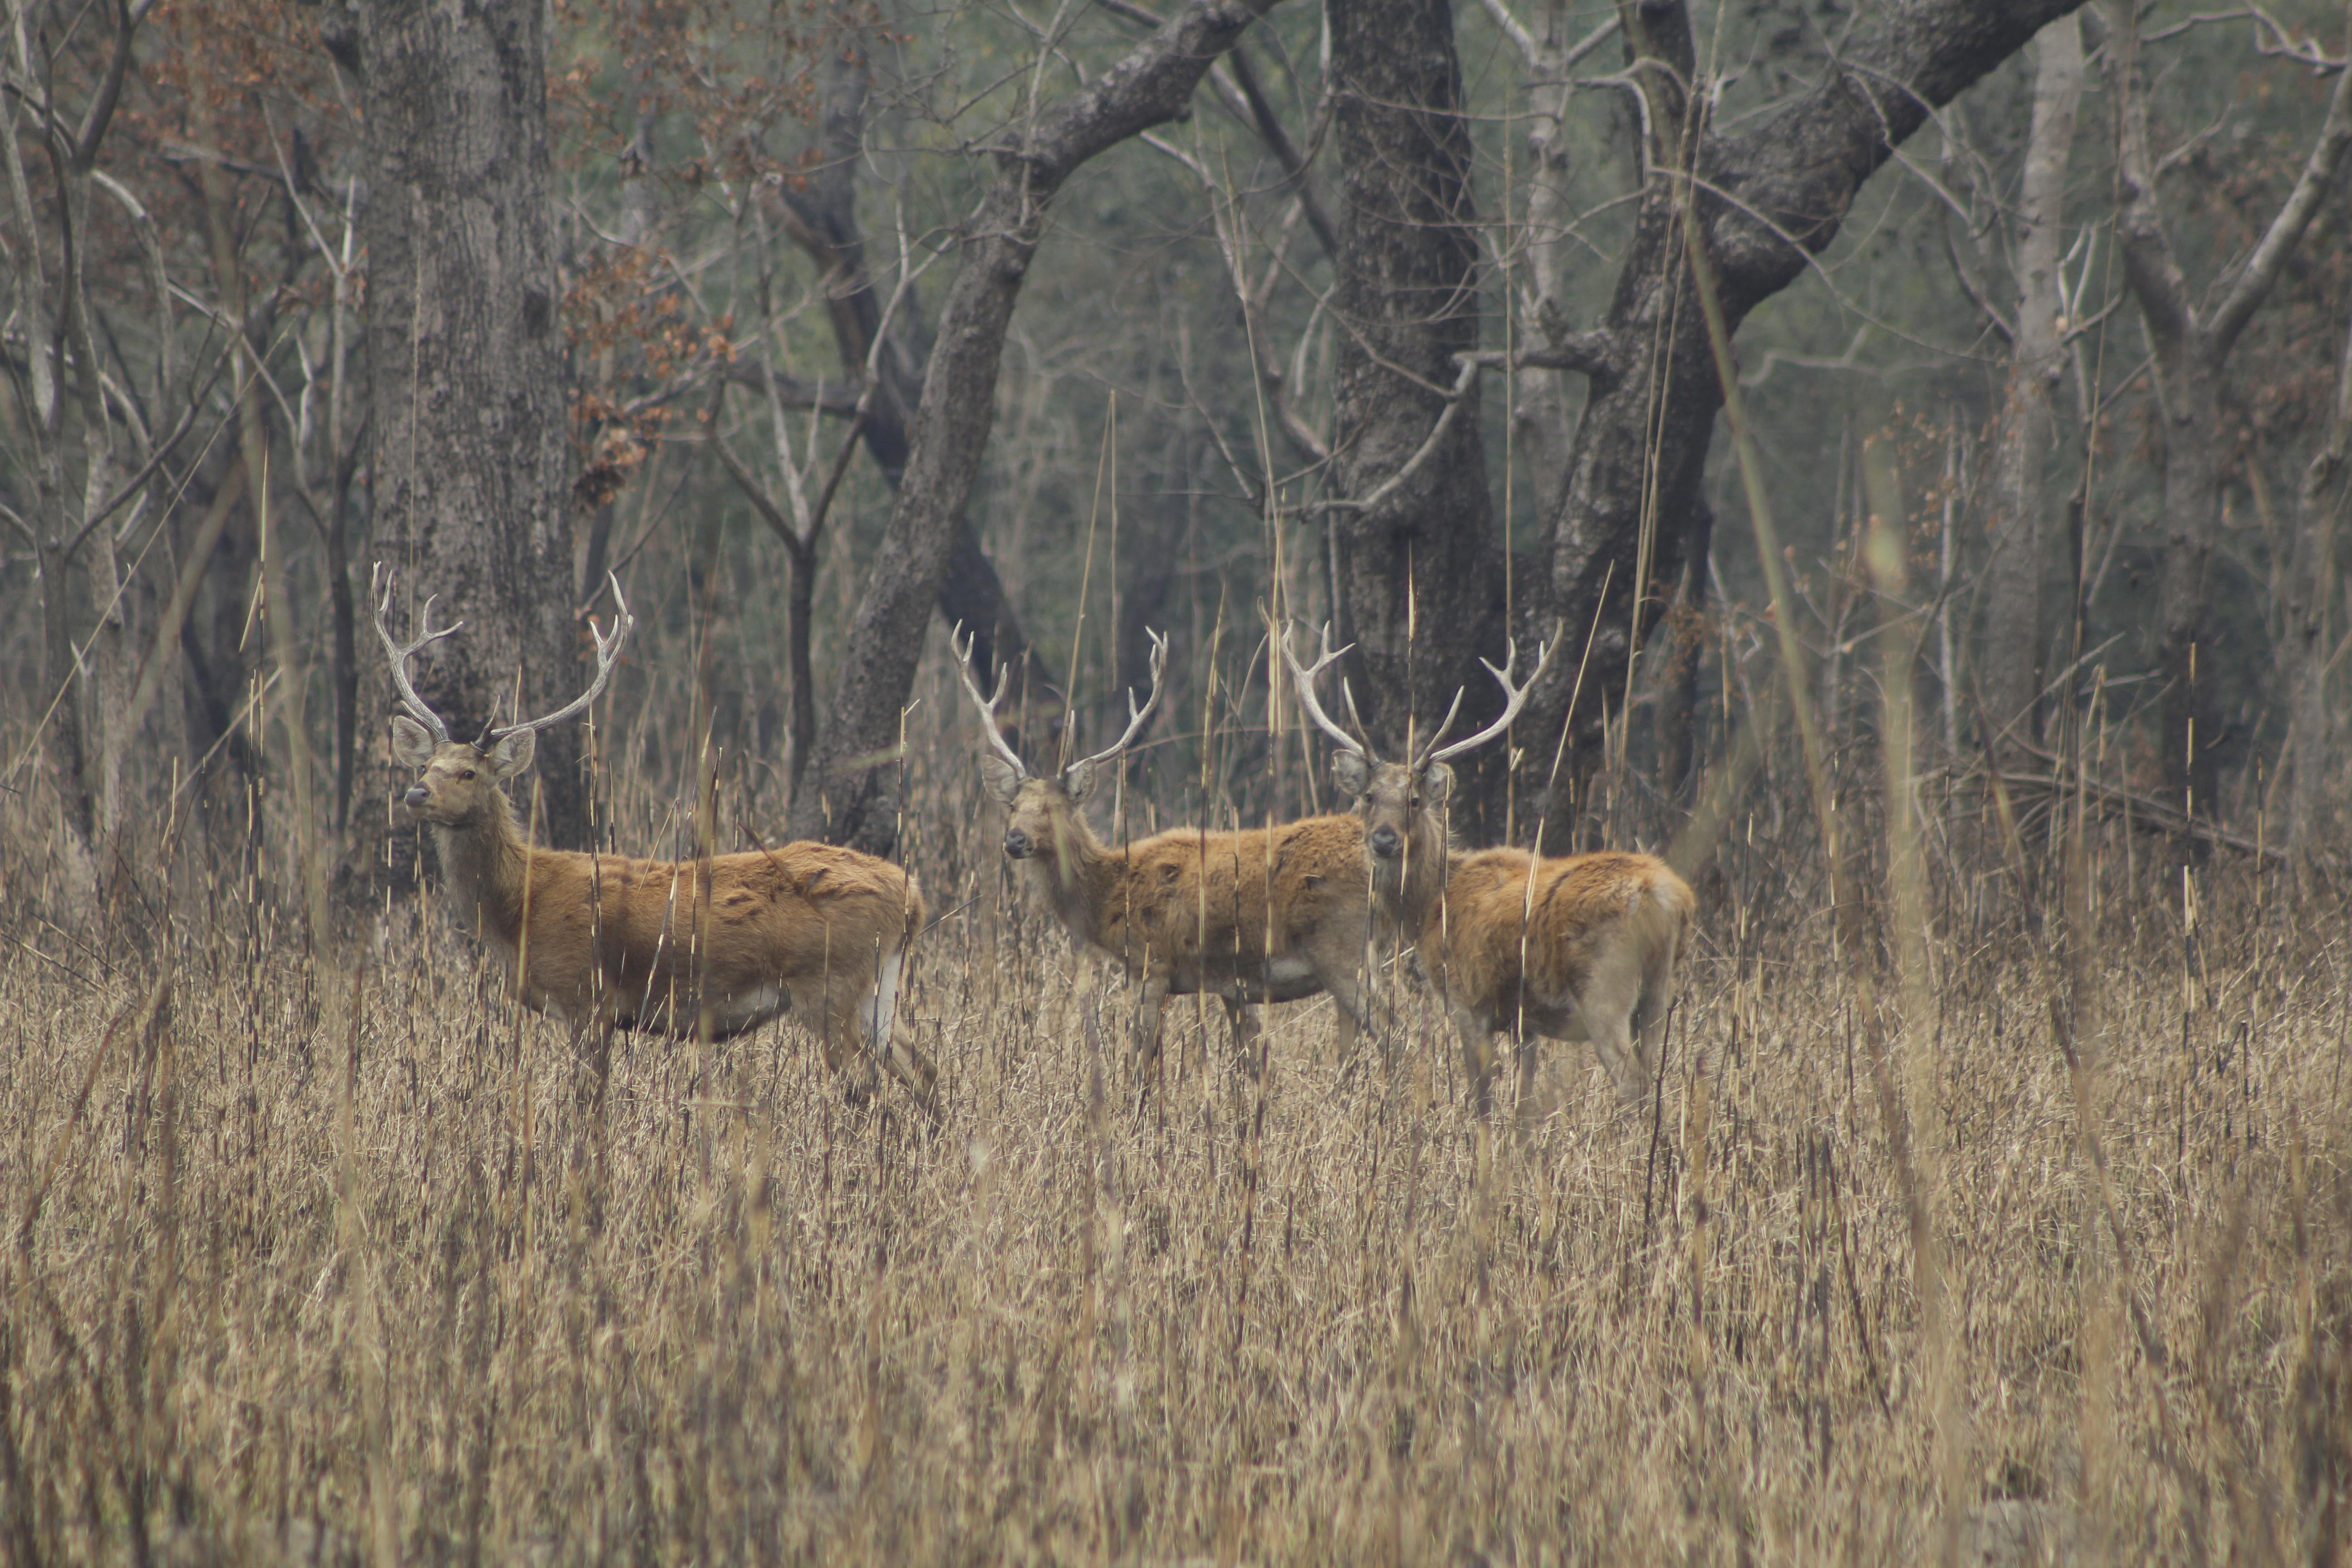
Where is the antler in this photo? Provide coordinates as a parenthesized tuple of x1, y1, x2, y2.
(1422, 631, 1560, 768)
(1067, 627, 1167, 777)
(371, 563, 462, 745)
(1279, 622, 1369, 760)
(950, 622, 1030, 780)
(483, 573, 635, 740)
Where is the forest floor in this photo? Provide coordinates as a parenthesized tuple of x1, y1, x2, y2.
(1, 844, 2347, 1565)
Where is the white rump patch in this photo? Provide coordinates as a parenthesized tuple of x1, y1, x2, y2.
(1264, 956, 1318, 987)
(858, 949, 906, 1051)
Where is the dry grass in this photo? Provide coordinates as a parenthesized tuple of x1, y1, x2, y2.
(4, 730, 2351, 1567)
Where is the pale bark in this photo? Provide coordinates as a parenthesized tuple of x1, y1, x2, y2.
(1980, 15, 2082, 765)
(769, 10, 1054, 696)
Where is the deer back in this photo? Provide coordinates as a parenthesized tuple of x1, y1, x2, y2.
(1420, 848, 1691, 1018)
(1083, 814, 1369, 981)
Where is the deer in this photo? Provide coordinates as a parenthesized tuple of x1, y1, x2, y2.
(374, 566, 938, 1115)
(956, 627, 1382, 1072)
(1284, 625, 1694, 1117)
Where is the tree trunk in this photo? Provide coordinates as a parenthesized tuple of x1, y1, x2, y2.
(2149, 346, 2226, 817)
(334, 0, 583, 887)
(1979, 15, 2082, 766)
(1503, 0, 2092, 846)
(789, 0, 1285, 853)
(774, 11, 1056, 700)
(2283, 306, 2352, 854)
(1322, 0, 1497, 819)
(2102, 0, 2352, 821)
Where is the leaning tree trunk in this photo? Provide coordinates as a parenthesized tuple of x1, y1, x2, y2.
(1321, 0, 1499, 827)
(1499, 0, 2094, 847)
(1979, 14, 2082, 768)
(329, 0, 585, 889)
(788, 0, 1284, 854)
(773, 7, 1055, 697)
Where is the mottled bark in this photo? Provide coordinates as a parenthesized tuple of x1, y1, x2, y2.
(334, 0, 585, 890)
(789, 0, 1286, 852)
(2103, 0, 2352, 820)
(1980, 15, 2082, 765)
(1323, 0, 1497, 819)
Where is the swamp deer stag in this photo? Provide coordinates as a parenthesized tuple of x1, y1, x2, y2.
(376, 567, 936, 1112)
(957, 628, 1377, 1068)
(1286, 626, 1693, 1115)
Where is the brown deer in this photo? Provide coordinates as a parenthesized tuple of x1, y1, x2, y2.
(376, 567, 937, 1112)
(1285, 626, 1693, 1115)
(956, 627, 1379, 1069)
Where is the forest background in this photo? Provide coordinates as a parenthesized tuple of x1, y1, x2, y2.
(11, 0, 2352, 897)
(10, 0, 2352, 1561)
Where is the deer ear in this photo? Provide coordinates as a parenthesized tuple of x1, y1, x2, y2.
(978, 753, 1024, 807)
(1062, 760, 1100, 804)
(390, 715, 436, 769)
(487, 729, 537, 780)
(1331, 750, 1373, 800)
(1419, 761, 1455, 806)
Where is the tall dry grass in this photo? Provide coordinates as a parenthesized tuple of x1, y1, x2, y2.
(3, 671, 2349, 1567)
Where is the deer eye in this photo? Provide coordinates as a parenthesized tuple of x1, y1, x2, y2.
(458, 769, 477, 781)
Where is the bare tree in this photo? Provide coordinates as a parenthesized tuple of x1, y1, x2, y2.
(1238, 0, 2084, 842)
(756, 10, 1054, 692)
(788, 0, 1286, 853)
(0, 0, 177, 897)
(1979, 14, 2084, 769)
(2102, 0, 2352, 821)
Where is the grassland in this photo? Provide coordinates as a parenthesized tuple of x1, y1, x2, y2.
(2, 731, 2347, 1566)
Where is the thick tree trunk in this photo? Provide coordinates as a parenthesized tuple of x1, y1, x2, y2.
(333, 0, 583, 888)
(1322, 0, 1497, 818)
(1979, 15, 2082, 766)
(789, 0, 1284, 853)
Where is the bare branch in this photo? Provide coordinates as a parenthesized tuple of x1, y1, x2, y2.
(2209, 7, 2352, 353)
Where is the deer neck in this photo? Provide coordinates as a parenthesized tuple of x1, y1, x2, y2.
(1024, 803, 1119, 948)
(1381, 806, 1452, 931)
(428, 792, 536, 951)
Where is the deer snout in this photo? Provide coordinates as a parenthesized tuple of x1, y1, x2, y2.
(404, 783, 431, 813)
(1003, 827, 1034, 859)
(1369, 823, 1403, 860)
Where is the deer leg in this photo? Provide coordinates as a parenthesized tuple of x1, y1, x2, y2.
(1320, 963, 1372, 1071)
(1133, 974, 1172, 1068)
(1580, 965, 1653, 1112)
(1452, 1005, 1499, 1117)
(1221, 995, 1264, 1077)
